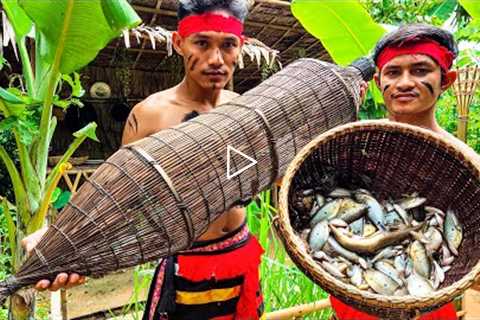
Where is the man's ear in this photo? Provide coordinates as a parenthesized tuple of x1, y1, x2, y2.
(441, 70, 457, 91)
(172, 31, 184, 56)
(374, 72, 381, 90)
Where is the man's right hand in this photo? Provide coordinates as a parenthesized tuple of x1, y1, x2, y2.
(21, 227, 86, 291)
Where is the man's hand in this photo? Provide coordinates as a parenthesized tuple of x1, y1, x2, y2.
(356, 81, 369, 115)
(21, 227, 86, 291)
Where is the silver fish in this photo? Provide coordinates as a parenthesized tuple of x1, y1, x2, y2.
(444, 209, 462, 256)
(312, 250, 331, 262)
(308, 220, 329, 251)
(337, 200, 368, 223)
(350, 217, 365, 236)
(371, 246, 400, 264)
(397, 196, 427, 210)
(316, 194, 326, 208)
(321, 260, 345, 278)
(310, 199, 343, 227)
(407, 272, 433, 297)
(393, 203, 410, 225)
(327, 237, 368, 269)
(425, 206, 445, 217)
(374, 260, 404, 286)
(364, 269, 399, 295)
(432, 260, 445, 290)
(329, 188, 352, 198)
(424, 227, 443, 254)
(394, 254, 406, 274)
(394, 286, 409, 296)
(355, 193, 386, 231)
(347, 264, 363, 287)
(410, 240, 431, 279)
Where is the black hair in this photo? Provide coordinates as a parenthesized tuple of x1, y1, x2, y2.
(177, 0, 252, 22)
(372, 23, 458, 68)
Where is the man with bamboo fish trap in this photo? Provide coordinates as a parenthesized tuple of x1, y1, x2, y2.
(23, 1, 266, 319)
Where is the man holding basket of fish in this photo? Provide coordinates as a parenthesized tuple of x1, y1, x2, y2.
(327, 23, 476, 320)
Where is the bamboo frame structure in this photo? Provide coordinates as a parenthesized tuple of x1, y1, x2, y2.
(452, 65, 480, 142)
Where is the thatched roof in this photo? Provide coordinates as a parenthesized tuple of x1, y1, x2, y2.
(91, 0, 331, 92)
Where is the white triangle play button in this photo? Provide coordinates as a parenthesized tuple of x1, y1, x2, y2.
(226, 145, 257, 180)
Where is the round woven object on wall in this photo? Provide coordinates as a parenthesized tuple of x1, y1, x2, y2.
(277, 120, 480, 319)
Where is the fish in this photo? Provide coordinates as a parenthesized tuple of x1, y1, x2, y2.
(410, 240, 431, 279)
(316, 194, 326, 208)
(310, 199, 343, 227)
(350, 217, 365, 236)
(337, 200, 368, 223)
(321, 260, 346, 278)
(346, 264, 363, 287)
(394, 254, 406, 274)
(363, 269, 399, 295)
(394, 286, 409, 296)
(326, 237, 368, 269)
(371, 246, 400, 264)
(330, 224, 423, 254)
(374, 260, 404, 286)
(329, 218, 348, 228)
(444, 209, 462, 256)
(308, 220, 329, 251)
(312, 250, 331, 262)
(397, 196, 427, 210)
(432, 260, 445, 290)
(424, 227, 443, 254)
(392, 203, 410, 225)
(407, 272, 433, 296)
(329, 188, 352, 198)
(354, 193, 386, 231)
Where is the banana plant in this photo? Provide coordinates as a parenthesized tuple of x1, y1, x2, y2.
(0, 0, 141, 319)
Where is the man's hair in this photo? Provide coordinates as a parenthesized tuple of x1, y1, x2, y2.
(177, 0, 253, 22)
(372, 23, 458, 65)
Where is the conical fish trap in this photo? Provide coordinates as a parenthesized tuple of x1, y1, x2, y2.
(0, 58, 375, 303)
(277, 120, 480, 318)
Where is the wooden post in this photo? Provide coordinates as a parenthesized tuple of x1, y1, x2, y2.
(265, 299, 331, 320)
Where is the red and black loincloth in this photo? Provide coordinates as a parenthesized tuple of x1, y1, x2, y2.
(143, 222, 265, 320)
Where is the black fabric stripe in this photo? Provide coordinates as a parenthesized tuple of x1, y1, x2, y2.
(174, 274, 244, 292)
(179, 236, 250, 256)
(173, 297, 239, 320)
(142, 261, 163, 320)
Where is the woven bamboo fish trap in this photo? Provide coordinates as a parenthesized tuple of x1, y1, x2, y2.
(0, 57, 375, 303)
(276, 120, 480, 319)
(452, 65, 480, 142)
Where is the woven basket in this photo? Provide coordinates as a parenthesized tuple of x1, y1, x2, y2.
(276, 120, 480, 318)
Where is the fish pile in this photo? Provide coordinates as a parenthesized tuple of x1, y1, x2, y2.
(293, 188, 463, 296)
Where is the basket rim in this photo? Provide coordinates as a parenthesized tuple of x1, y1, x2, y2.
(277, 119, 480, 311)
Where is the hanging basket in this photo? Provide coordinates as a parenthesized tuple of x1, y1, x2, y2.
(276, 120, 480, 318)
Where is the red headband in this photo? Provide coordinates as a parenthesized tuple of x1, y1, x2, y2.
(178, 12, 244, 40)
(376, 39, 454, 72)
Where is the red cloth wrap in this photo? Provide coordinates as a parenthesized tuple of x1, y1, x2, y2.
(177, 236, 264, 320)
(178, 12, 244, 40)
(376, 39, 454, 72)
(330, 296, 457, 320)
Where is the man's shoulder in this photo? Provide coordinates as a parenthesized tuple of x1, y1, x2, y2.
(133, 90, 173, 115)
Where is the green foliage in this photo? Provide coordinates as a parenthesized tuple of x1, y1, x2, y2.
(247, 192, 332, 319)
(292, 0, 386, 66)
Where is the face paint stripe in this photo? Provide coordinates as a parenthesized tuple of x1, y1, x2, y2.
(190, 57, 199, 71)
(420, 81, 435, 95)
(383, 84, 390, 94)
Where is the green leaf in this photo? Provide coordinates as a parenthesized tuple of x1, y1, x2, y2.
(73, 122, 99, 142)
(1, 0, 33, 38)
(101, 0, 142, 33)
(459, 0, 480, 20)
(428, 0, 458, 22)
(19, 0, 141, 75)
(50, 187, 61, 204)
(292, 0, 386, 66)
(52, 190, 71, 210)
(1, 198, 16, 264)
(0, 117, 17, 132)
(62, 72, 85, 98)
(0, 87, 24, 104)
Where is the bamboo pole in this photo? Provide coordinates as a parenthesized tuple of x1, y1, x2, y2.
(265, 299, 331, 320)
